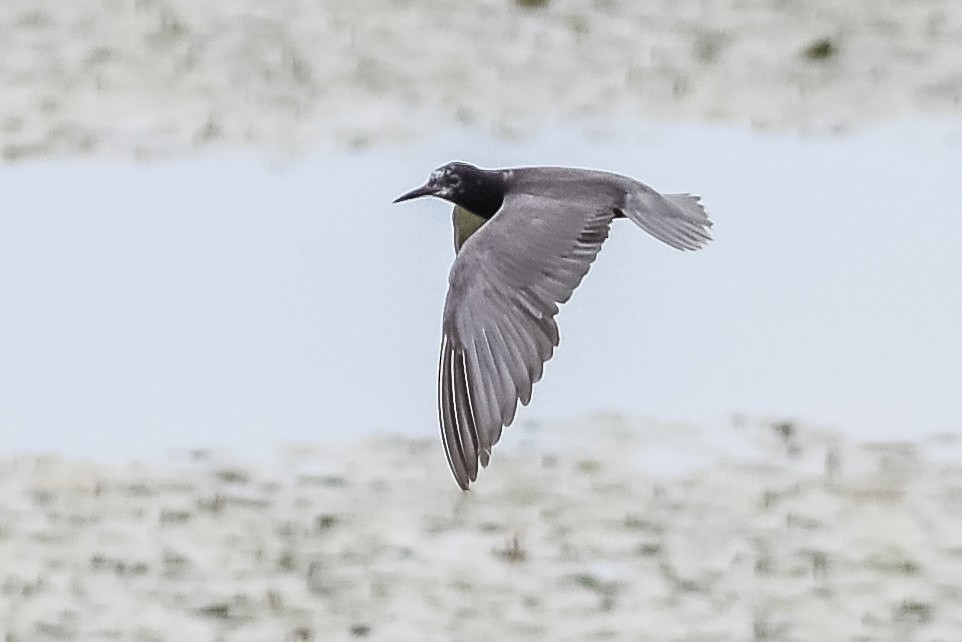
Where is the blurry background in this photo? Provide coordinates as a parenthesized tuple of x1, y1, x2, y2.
(2, 0, 961, 458)
(2, 1, 962, 640)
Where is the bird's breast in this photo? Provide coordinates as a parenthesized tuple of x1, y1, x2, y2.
(452, 206, 489, 253)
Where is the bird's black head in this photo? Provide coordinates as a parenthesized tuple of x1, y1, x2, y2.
(393, 162, 505, 219)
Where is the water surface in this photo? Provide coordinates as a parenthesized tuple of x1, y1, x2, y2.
(2, 120, 960, 459)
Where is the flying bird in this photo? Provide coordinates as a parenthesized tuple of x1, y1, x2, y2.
(394, 162, 712, 489)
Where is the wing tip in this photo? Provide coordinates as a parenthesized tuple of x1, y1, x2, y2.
(439, 338, 471, 490)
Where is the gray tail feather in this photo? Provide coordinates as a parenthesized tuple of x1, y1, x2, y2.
(621, 188, 713, 251)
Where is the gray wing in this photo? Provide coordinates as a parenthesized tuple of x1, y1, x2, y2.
(438, 191, 616, 489)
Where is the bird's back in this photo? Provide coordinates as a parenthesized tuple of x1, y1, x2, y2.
(505, 166, 635, 210)
(506, 166, 711, 252)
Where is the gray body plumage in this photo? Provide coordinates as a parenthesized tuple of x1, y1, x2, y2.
(396, 164, 712, 489)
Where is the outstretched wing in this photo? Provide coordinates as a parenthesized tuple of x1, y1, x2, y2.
(438, 190, 615, 489)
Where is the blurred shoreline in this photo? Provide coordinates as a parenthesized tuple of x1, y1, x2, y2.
(3, 415, 962, 640)
(2, 1, 961, 160)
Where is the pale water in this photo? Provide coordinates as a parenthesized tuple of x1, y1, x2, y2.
(2, 120, 961, 460)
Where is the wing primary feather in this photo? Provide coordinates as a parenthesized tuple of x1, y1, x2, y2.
(473, 333, 503, 443)
(509, 289, 559, 349)
(438, 337, 469, 490)
(452, 347, 479, 482)
(465, 338, 493, 451)
(478, 327, 509, 447)
(466, 340, 493, 468)
(492, 317, 534, 406)
(484, 325, 520, 425)
(515, 284, 558, 318)
(481, 295, 541, 398)
(487, 322, 523, 427)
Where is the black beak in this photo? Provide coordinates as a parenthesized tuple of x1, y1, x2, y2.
(393, 183, 436, 203)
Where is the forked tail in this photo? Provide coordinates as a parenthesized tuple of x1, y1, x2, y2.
(620, 186, 713, 251)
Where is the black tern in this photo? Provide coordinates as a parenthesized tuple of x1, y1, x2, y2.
(394, 162, 712, 489)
